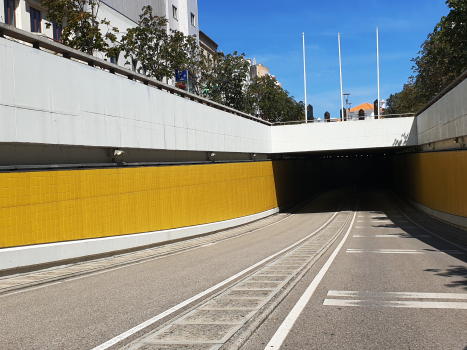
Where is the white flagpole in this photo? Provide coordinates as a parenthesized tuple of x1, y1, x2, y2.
(377, 27, 381, 119)
(303, 32, 308, 123)
(338, 33, 344, 121)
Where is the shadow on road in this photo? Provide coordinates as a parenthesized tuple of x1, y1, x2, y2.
(424, 266, 467, 291)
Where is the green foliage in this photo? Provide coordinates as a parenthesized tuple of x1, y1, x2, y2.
(42, 3, 304, 122)
(203, 51, 252, 111)
(385, 78, 426, 115)
(412, 0, 467, 103)
(248, 75, 304, 123)
(386, 0, 467, 115)
(118, 6, 174, 80)
(43, 0, 118, 55)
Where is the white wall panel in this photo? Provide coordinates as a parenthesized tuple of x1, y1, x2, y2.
(417, 78, 467, 145)
(0, 37, 423, 155)
(271, 118, 418, 153)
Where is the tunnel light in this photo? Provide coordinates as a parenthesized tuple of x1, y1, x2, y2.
(210, 153, 216, 157)
(454, 138, 459, 144)
(114, 150, 125, 156)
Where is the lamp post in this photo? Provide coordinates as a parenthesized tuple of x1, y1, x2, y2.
(303, 32, 308, 123)
(343, 93, 350, 121)
(377, 27, 381, 119)
(338, 33, 344, 122)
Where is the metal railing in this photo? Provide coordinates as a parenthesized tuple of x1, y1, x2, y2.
(0, 23, 272, 126)
(272, 119, 343, 125)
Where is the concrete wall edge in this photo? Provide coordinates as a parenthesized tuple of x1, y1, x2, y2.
(0, 207, 279, 271)
(404, 196, 467, 231)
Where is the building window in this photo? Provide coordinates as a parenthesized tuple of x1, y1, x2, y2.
(172, 5, 177, 20)
(52, 21, 62, 41)
(30, 6, 41, 33)
(191, 13, 196, 27)
(4, 0, 15, 26)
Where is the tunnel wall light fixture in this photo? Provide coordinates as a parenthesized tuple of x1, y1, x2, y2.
(114, 150, 125, 156)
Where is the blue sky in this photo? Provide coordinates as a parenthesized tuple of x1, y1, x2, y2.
(198, 0, 450, 118)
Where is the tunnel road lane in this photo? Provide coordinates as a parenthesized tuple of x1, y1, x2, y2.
(0, 189, 350, 350)
(239, 189, 467, 350)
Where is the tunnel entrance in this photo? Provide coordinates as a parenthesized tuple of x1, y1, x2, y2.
(281, 148, 400, 190)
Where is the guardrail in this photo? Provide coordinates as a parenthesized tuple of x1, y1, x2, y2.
(0, 23, 272, 126)
(272, 119, 342, 125)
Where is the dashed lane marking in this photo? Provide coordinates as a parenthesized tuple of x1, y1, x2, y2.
(324, 290, 467, 309)
(352, 234, 431, 238)
(327, 290, 467, 299)
(323, 299, 467, 309)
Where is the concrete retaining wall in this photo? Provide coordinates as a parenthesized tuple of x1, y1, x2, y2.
(0, 38, 271, 155)
(417, 78, 467, 145)
(272, 117, 418, 153)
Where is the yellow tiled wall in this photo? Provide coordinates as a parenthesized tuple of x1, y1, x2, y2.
(394, 150, 467, 217)
(0, 160, 315, 248)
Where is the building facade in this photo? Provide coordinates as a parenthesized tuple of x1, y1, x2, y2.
(1, 0, 199, 50)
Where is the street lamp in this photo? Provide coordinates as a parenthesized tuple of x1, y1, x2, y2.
(343, 93, 350, 120)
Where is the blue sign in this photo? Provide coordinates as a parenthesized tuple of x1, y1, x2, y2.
(175, 69, 188, 82)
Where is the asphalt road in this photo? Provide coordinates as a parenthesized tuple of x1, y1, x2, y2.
(3, 188, 466, 350)
(241, 189, 467, 350)
(0, 189, 349, 350)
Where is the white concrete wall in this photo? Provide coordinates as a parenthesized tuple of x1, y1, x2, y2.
(271, 117, 418, 153)
(417, 78, 467, 145)
(0, 37, 272, 154)
(0, 36, 420, 156)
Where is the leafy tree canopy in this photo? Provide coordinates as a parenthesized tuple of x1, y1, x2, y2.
(43, 0, 118, 55)
(386, 0, 467, 115)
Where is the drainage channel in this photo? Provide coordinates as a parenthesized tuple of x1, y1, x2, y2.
(0, 213, 291, 295)
(122, 210, 353, 350)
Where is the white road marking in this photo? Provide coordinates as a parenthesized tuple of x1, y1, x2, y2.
(327, 290, 467, 299)
(355, 226, 365, 228)
(92, 209, 343, 350)
(264, 210, 357, 349)
(323, 299, 467, 309)
(352, 234, 431, 238)
(346, 249, 463, 254)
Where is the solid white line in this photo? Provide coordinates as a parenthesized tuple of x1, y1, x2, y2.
(264, 210, 357, 349)
(323, 299, 467, 309)
(327, 290, 467, 299)
(92, 211, 342, 350)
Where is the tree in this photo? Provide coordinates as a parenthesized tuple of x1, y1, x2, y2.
(183, 35, 210, 96)
(43, 0, 118, 55)
(118, 6, 173, 80)
(386, 0, 467, 114)
(412, 0, 467, 103)
(385, 78, 425, 115)
(248, 75, 304, 123)
(204, 51, 252, 111)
